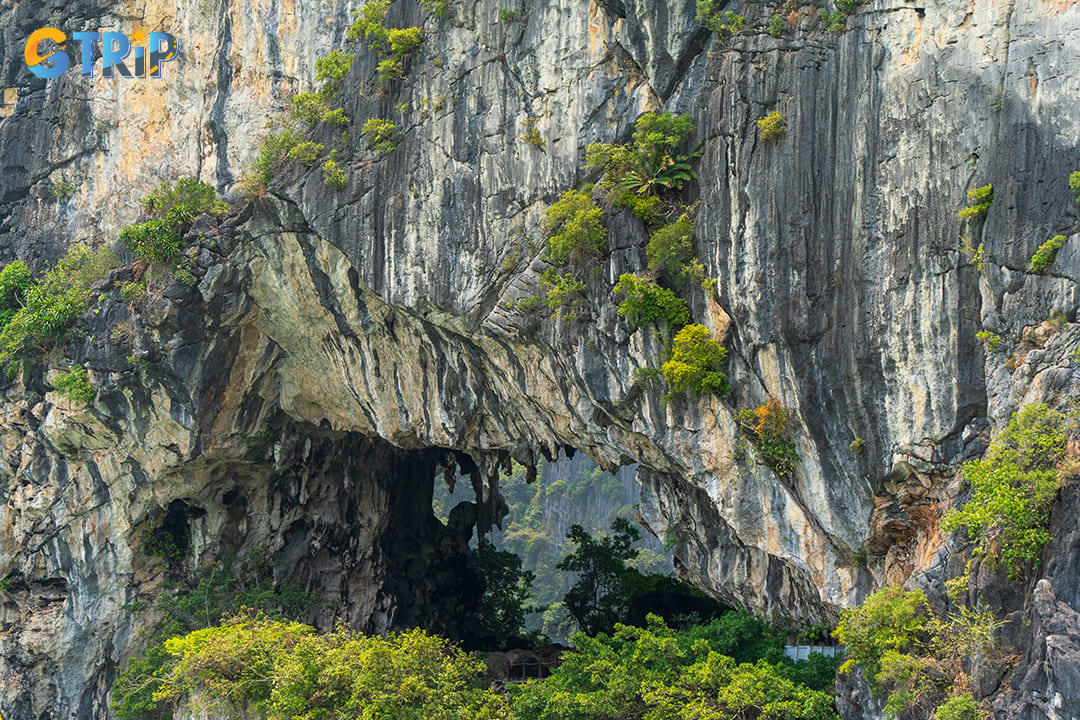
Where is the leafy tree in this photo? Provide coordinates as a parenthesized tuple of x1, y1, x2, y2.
(661, 324, 730, 401)
(557, 518, 656, 636)
(586, 112, 700, 198)
(614, 273, 689, 329)
(941, 403, 1069, 578)
(470, 538, 536, 642)
(544, 187, 607, 266)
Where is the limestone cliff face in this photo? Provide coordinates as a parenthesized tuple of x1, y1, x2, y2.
(0, 0, 1078, 718)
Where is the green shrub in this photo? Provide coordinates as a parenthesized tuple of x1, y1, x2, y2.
(289, 91, 326, 125)
(53, 364, 94, 404)
(544, 187, 606, 265)
(957, 184, 993, 220)
(254, 129, 303, 184)
(613, 191, 664, 228)
(734, 398, 800, 476)
(836, 0, 862, 12)
(1071, 171, 1080, 202)
(119, 278, 146, 301)
(0, 261, 33, 330)
(1031, 234, 1066, 273)
(613, 273, 689, 329)
(348, 0, 392, 47)
(757, 110, 786, 141)
(835, 587, 930, 684)
(498, 8, 518, 21)
(286, 140, 323, 166)
(661, 324, 730, 400)
(51, 179, 76, 200)
(110, 553, 319, 720)
(975, 330, 1000, 352)
(321, 107, 348, 126)
(585, 112, 699, 197)
(119, 219, 181, 266)
(421, 0, 451, 18)
(140, 178, 228, 219)
(0, 245, 116, 366)
(377, 57, 404, 86)
(314, 49, 353, 95)
(768, 13, 784, 37)
(321, 158, 348, 190)
(388, 26, 424, 56)
(647, 213, 696, 289)
(361, 118, 399, 155)
(540, 269, 587, 317)
(935, 693, 981, 720)
(697, 1, 744, 34)
(941, 403, 1069, 579)
(821, 11, 846, 30)
(850, 437, 865, 454)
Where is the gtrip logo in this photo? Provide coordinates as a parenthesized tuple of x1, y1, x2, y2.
(25, 27, 178, 79)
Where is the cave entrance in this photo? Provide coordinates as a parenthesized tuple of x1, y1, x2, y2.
(433, 449, 675, 643)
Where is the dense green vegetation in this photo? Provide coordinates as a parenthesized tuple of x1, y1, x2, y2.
(586, 112, 700, 199)
(53, 364, 94, 404)
(957, 184, 993, 220)
(111, 551, 317, 720)
(124, 609, 840, 720)
(1031, 234, 1066, 273)
(941, 403, 1071, 579)
(470, 538, 537, 643)
(646, 214, 701, 291)
(661, 324, 731, 401)
(734, 398, 801, 477)
(835, 585, 1005, 719)
(757, 111, 786, 141)
(0, 245, 116, 368)
(613, 274, 690, 329)
(120, 178, 229, 267)
(544, 187, 607, 266)
(1070, 170, 1080, 202)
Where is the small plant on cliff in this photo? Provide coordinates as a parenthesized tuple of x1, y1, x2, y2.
(0, 245, 116, 368)
(757, 110, 786, 141)
(544, 186, 607, 265)
(53, 364, 94, 404)
(734, 398, 800, 476)
(661, 324, 731, 402)
(821, 11, 846, 31)
(697, 1, 744, 35)
(767, 14, 785, 37)
(0, 260, 33, 330)
(613, 273, 690, 329)
(321, 158, 348, 190)
(1070, 171, 1080, 202)
(286, 140, 324, 166)
(957, 184, 993, 220)
(362, 118, 400, 155)
(1031, 234, 1066, 273)
(585, 112, 700, 198)
(51, 179, 76, 201)
(647, 213, 702, 291)
(941, 402, 1070, 579)
(975, 330, 1000, 353)
(314, 48, 354, 95)
(540, 269, 588, 318)
(122, 179, 228, 268)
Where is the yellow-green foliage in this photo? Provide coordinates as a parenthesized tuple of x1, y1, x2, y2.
(544, 187, 607, 265)
(835, 587, 1006, 720)
(0, 260, 33, 330)
(1070, 171, 1080, 202)
(614, 273, 689, 329)
(511, 614, 839, 720)
(121, 179, 228, 267)
(941, 403, 1069, 579)
(540, 269, 587, 317)
(53, 364, 94, 404)
(153, 616, 512, 720)
(314, 49, 353, 95)
(661, 324, 730, 400)
(975, 330, 1000, 352)
(321, 158, 348, 190)
(697, 1, 744, 34)
(0, 245, 116, 366)
(289, 92, 326, 125)
(388, 26, 424, 56)
(377, 57, 404, 86)
(286, 140, 323, 166)
(585, 112, 699, 197)
(254, 129, 303, 184)
(935, 693, 981, 720)
(348, 0, 393, 45)
(362, 118, 399, 155)
(647, 214, 696, 289)
(757, 110, 786, 141)
(734, 398, 800, 476)
(1031, 234, 1066, 273)
(957, 184, 993, 220)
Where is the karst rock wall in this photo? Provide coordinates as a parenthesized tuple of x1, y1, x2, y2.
(0, 0, 1079, 717)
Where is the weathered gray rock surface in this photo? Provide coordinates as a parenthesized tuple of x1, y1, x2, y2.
(0, 0, 1078, 717)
